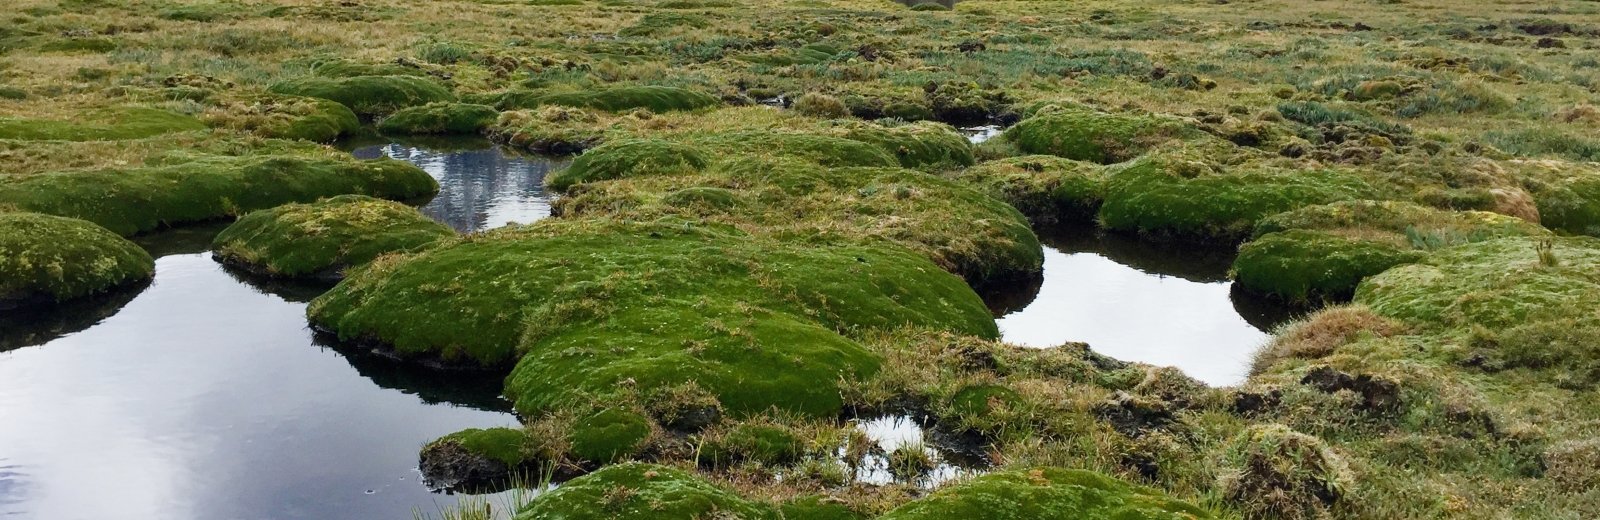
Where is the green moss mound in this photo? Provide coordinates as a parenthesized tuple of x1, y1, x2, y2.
(555, 160, 1043, 285)
(496, 85, 719, 113)
(1234, 230, 1427, 303)
(1354, 229, 1600, 388)
(432, 427, 530, 468)
(1005, 105, 1197, 164)
(309, 59, 430, 78)
(949, 384, 1022, 417)
(0, 155, 439, 236)
(1236, 200, 1550, 301)
(268, 75, 455, 117)
(208, 95, 360, 142)
(1533, 173, 1600, 237)
(377, 102, 498, 135)
(212, 195, 453, 279)
(0, 213, 154, 307)
(568, 408, 652, 464)
(1356, 237, 1600, 330)
(691, 132, 900, 169)
(953, 155, 1106, 224)
(309, 220, 994, 417)
(700, 423, 805, 467)
(546, 139, 710, 191)
(1252, 200, 1548, 240)
(831, 120, 974, 170)
(515, 463, 777, 520)
(0, 107, 204, 141)
(880, 467, 1213, 520)
(780, 496, 864, 520)
(1098, 149, 1373, 241)
(908, 2, 951, 11)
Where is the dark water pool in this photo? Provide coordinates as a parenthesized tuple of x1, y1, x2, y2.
(990, 225, 1300, 386)
(0, 140, 562, 520)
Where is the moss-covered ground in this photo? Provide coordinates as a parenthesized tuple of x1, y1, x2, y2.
(0, 212, 154, 307)
(6, 0, 1600, 518)
(211, 194, 453, 279)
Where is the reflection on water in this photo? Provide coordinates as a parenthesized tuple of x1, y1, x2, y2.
(351, 138, 567, 233)
(848, 415, 985, 487)
(960, 125, 1003, 144)
(0, 251, 517, 520)
(0, 141, 556, 520)
(991, 225, 1300, 386)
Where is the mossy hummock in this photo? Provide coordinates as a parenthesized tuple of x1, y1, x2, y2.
(827, 120, 974, 171)
(1234, 200, 1550, 301)
(1098, 147, 1374, 241)
(1005, 104, 1198, 164)
(879, 467, 1213, 519)
(205, 95, 360, 142)
(0, 213, 154, 308)
(377, 102, 498, 135)
(953, 155, 1106, 224)
(554, 158, 1043, 285)
(212, 195, 453, 280)
(268, 75, 456, 117)
(309, 219, 996, 418)
(515, 463, 778, 520)
(545, 139, 711, 191)
(493, 85, 719, 113)
(0, 155, 439, 236)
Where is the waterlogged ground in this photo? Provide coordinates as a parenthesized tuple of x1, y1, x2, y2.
(0, 142, 559, 520)
(0, 140, 1300, 519)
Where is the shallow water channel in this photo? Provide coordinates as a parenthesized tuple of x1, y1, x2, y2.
(0, 138, 1297, 518)
(0, 139, 559, 520)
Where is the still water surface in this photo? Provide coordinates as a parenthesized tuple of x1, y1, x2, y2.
(0, 140, 559, 520)
(992, 225, 1297, 386)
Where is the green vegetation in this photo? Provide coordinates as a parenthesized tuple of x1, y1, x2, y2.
(951, 155, 1105, 224)
(493, 85, 718, 113)
(699, 422, 805, 467)
(879, 467, 1211, 520)
(0, 107, 204, 141)
(1098, 145, 1374, 241)
(545, 139, 709, 191)
(1235, 200, 1550, 301)
(309, 219, 993, 417)
(212, 195, 453, 279)
(1006, 105, 1197, 164)
(269, 75, 456, 117)
(1221, 424, 1351, 520)
(11, 0, 1600, 517)
(429, 427, 531, 469)
(0, 155, 439, 235)
(203, 95, 361, 143)
(568, 408, 653, 464)
(0, 212, 153, 306)
(515, 463, 777, 520)
(377, 103, 498, 135)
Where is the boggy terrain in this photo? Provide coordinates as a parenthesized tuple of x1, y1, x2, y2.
(3, 0, 1600, 518)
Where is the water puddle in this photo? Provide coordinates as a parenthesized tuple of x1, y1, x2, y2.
(349, 136, 567, 233)
(846, 415, 985, 487)
(0, 139, 560, 520)
(960, 124, 1002, 144)
(990, 225, 1299, 386)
